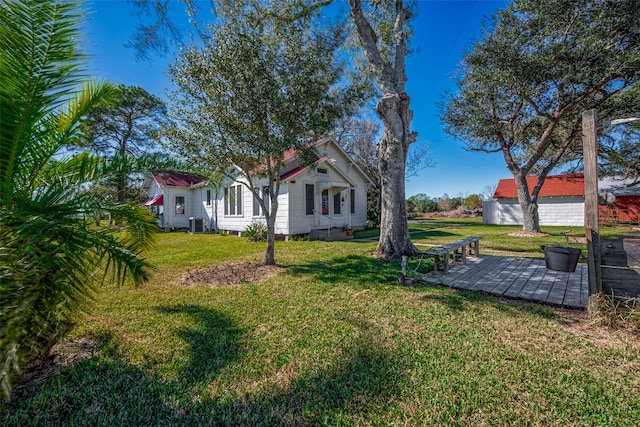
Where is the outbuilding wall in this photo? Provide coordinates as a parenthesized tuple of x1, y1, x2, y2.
(483, 196, 585, 226)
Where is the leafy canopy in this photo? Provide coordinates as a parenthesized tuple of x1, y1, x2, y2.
(441, 0, 640, 230)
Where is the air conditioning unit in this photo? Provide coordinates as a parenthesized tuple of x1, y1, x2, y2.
(189, 217, 204, 234)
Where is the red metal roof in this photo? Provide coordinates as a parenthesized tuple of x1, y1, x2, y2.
(279, 157, 328, 181)
(142, 194, 163, 206)
(494, 173, 585, 199)
(281, 137, 329, 163)
(152, 170, 206, 188)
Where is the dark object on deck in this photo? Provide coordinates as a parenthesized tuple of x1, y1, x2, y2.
(601, 234, 640, 299)
(541, 245, 582, 272)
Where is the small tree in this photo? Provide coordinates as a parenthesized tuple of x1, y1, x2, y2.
(463, 194, 483, 210)
(166, 2, 366, 265)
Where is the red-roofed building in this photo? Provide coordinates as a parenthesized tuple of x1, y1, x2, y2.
(142, 137, 374, 236)
(142, 170, 209, 230)
(484, 173, 640, 226)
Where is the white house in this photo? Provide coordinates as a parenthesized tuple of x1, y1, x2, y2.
(143, 137, 373, 237)
(142, 170, 211, 231)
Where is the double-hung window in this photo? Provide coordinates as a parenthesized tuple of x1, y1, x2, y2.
(305, 184, 314, 215)
(175, 196, 185, 215)
(224, 185, 243, 216)
(253, 186, 270, 216)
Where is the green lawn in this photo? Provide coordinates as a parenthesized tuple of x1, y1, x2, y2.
(2, 223, 640, 425)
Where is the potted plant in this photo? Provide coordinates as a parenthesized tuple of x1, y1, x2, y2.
(343, 224, 354, 236)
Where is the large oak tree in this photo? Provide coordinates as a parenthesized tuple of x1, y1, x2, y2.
(347, 0, 419, 259)
(442, 0, 640, 232)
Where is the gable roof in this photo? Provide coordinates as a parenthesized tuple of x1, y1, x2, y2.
(494, 173, 585, 199)
(276, 137, 373, 186)
(151, 170, 207, 188)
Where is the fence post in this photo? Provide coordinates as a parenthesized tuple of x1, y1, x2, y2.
(582, 109, 602, 316)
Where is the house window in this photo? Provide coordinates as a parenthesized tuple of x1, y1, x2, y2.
(321, 189, 329, 215)
(253, 188, 260, 216)
(350, 189, 355, 214)
(253, 186, 270, 216)
(224, 185, 242, 216)
(305, 184, 314, 215)
(317, 167, 328, 174)
(333, 192, 341, 215)
(206, 189, 211, 206)
(175, 196, 185, 215)
(262, 186, 269, 216)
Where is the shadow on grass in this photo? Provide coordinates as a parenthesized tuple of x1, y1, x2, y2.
(420, 286, 557, 319)
(1, 314, 404, 426)
(155, 304, 243, 386)
(193, 315, 404, 425)
(417, 230, 458, 238)
(287, 254, 401, 287)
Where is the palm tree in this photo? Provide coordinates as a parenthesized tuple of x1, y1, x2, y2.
(0, 0, 156, 397)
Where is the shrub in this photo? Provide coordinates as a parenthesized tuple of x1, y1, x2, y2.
(244, 221, 268, 242)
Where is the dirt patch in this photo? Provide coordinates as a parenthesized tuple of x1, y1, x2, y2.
(10, 337, 97, 401)
(508, 231, 550, 238)
(182, 261, 282, 286)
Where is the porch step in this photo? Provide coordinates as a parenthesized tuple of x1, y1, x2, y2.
(310, 228, 355, 241)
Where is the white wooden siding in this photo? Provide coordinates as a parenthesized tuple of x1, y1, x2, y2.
(483, 196, 585, 226)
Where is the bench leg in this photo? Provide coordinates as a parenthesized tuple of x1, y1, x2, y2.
(433, 255, 442, 273)
(469, 241, 479, 257)
(444, 252, 450, 274)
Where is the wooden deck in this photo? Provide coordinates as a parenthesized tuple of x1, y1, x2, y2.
(419, 255, 588, 309)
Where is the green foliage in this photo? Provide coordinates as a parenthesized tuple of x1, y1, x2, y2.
(406, 193, 437, 214)
(600, 121, 640, 184)
(78, 85, 166, 157)
(76, 84, 168, 205)
(442, 0, 640, 230)
(244, 221, 268, 242)
(463, 194, 483, 210)
(0, 0, 156, 398)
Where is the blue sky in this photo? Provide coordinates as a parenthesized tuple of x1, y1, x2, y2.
(82, 0, 510, 199)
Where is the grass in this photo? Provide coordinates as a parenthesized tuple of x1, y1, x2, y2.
(2, 222, 640, 425)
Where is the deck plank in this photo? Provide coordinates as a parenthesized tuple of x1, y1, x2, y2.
(420, 255, 587, 309)
(546, 271, 570, 306)
(488, 257, 530, 296)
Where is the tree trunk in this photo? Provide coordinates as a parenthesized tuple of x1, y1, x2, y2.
(513, 172, 541, 232)
(265, 223, 276, 265)
(348, 0, 418, 260)
(264, 189, 278, 266)
(374, 93, 419, 259)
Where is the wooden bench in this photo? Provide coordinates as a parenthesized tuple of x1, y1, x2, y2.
(423, 236, 482, 274)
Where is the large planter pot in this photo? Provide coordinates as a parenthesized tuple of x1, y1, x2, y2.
(541, 245, 582, 272)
